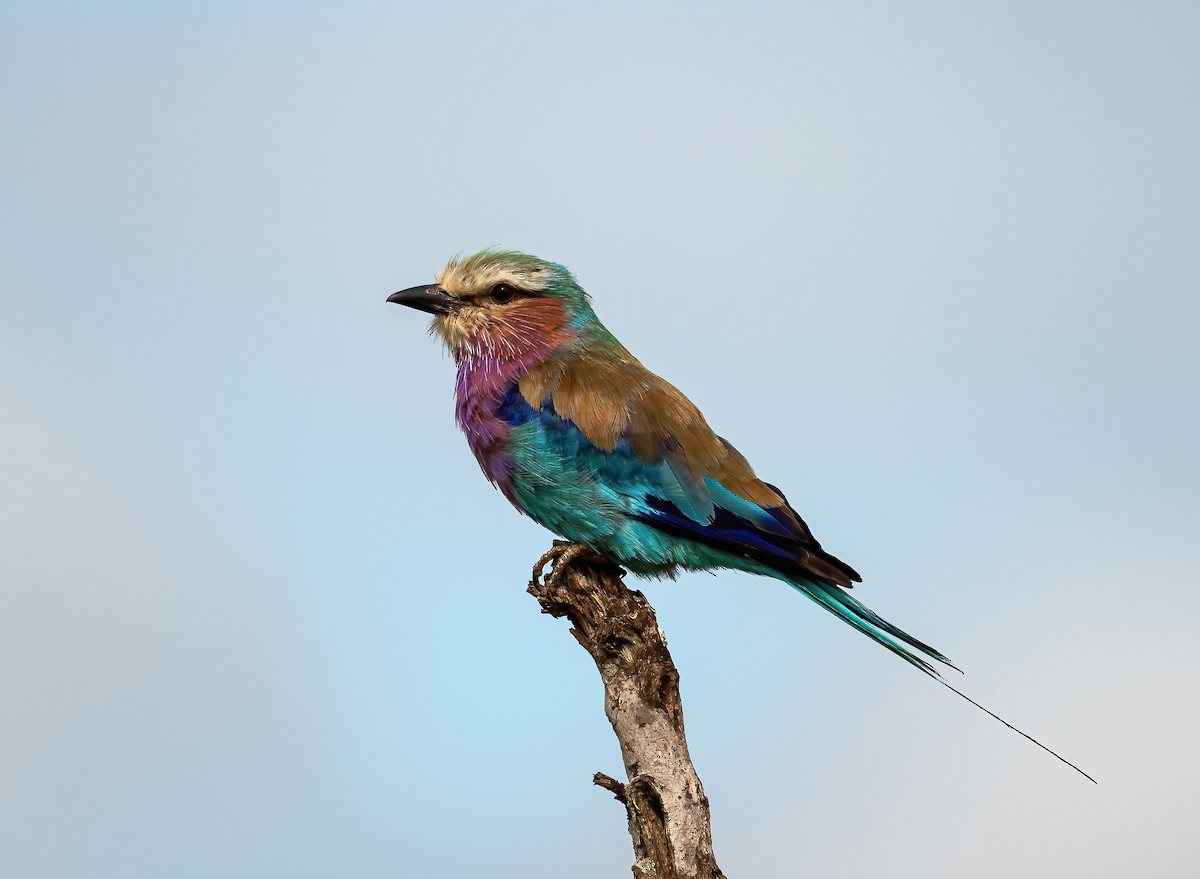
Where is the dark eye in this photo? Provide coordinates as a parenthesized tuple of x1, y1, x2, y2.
(491, 283, 518, 304)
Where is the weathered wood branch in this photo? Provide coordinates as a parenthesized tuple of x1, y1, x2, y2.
(529, 541, 726, 879)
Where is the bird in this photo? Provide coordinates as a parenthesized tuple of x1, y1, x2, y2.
(388, 248, 1094, 781)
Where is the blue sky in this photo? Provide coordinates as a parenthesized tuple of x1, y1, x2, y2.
(2, 2, 1198, 876)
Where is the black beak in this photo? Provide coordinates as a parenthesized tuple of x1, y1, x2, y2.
(386, 284, 455, 315)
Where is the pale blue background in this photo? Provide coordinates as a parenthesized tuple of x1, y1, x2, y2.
(2, 1, 1197, 876)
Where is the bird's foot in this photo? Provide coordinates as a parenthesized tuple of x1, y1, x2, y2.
(531, 540, 602, 592)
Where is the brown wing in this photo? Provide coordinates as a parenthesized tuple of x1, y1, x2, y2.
(521, 355, 776, 496)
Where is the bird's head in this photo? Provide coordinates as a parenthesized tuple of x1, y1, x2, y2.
(388, 249, 610, 362)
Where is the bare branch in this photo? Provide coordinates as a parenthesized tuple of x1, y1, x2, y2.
(529, 541, 726, 879)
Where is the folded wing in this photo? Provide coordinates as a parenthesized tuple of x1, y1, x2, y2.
(516, 355, 862, 589)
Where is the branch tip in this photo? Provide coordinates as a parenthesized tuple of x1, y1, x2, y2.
(593, 772, 628, 803)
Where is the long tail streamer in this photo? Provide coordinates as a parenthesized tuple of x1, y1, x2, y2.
(791, 577, 1097, 783)
(938, 678, 1097, 783)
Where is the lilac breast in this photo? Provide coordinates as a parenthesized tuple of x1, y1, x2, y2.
(455, 354, 523, 495)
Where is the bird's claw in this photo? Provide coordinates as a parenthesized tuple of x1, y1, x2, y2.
(532, 541, 598, 591)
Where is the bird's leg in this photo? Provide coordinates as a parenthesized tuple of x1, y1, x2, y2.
(532, 540, 602, 591)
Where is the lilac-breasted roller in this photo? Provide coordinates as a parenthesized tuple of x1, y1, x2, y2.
(388, 249, 1092, 780)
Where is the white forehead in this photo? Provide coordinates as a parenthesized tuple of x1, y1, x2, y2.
(435, 252, 560, 296)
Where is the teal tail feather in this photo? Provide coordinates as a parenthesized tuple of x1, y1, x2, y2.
(790, 577, 960, 678)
